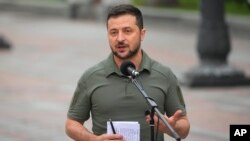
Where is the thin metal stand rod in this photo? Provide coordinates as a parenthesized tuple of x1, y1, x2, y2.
(131, 78, 181, 141)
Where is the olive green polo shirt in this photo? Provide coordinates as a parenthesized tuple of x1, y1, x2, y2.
(67, 51, 186, 141)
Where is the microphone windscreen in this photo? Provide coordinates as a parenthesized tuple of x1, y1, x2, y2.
(120, 60, 135, 76)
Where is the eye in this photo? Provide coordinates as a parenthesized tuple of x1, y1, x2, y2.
(124, 28, 132, 34)
(126, 29, 131, 32)
(109, 30, 118, 36)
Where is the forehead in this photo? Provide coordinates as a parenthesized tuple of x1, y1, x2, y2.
(107, 14, 137, 30)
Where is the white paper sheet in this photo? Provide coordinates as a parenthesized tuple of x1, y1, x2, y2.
(107, 121, 140, 141)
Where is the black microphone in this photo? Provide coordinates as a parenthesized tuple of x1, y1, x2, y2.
(120, 60, 139, 77)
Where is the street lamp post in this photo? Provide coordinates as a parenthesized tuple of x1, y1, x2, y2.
(182, 0, 250, 87)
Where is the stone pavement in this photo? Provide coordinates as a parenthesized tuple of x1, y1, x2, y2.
(0, 10, 250, 141)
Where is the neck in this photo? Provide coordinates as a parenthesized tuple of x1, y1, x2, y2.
(114, 50, 142, 70)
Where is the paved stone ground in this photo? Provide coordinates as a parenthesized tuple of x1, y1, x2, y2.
(0, 11, 250, 141)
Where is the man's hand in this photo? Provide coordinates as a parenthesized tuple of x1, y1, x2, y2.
(145, 110, 190, 139)
(65, 118, 124, 141)
(96, 134, 124, 141)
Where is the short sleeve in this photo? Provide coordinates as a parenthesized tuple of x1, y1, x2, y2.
(67, 79, 91, 122)
(164, 73, 186, 117)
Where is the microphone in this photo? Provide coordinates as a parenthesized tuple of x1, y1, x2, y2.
(120, 60, 139, 77)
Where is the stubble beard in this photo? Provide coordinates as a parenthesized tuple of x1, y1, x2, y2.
(112, 42, 141, 60)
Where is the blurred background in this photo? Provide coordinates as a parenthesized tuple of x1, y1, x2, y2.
(0, 0, 250, 141)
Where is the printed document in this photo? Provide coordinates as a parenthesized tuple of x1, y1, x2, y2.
(107, 121, 140, 141)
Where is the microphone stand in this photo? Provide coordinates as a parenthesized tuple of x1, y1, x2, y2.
(131, 77, 181, 141)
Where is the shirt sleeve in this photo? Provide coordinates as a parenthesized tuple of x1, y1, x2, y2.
(67, 79, 91, 122)
(164, 72, 186, 117)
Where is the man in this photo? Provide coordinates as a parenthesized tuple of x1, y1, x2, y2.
(65, 4, 190, 141)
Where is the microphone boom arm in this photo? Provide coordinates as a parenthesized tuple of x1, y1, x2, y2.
(131, 78, 181, 141)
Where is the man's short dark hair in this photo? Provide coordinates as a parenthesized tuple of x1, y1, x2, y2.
(107, 4, 144, 29)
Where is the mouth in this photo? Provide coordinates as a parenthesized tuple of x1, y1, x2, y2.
(116, 44, 127, 48)
(115, 44, 128, 53)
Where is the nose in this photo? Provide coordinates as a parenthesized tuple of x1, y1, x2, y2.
(117, 32, 125, 42)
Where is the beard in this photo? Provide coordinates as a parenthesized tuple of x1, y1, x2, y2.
(111, 42, 141, 60)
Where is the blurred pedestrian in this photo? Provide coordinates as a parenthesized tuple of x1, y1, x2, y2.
(0, 35, 11, 49)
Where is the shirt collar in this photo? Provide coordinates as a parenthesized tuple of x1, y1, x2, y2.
(104, 50, 152, 77)
(139, 50, 151, 73)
